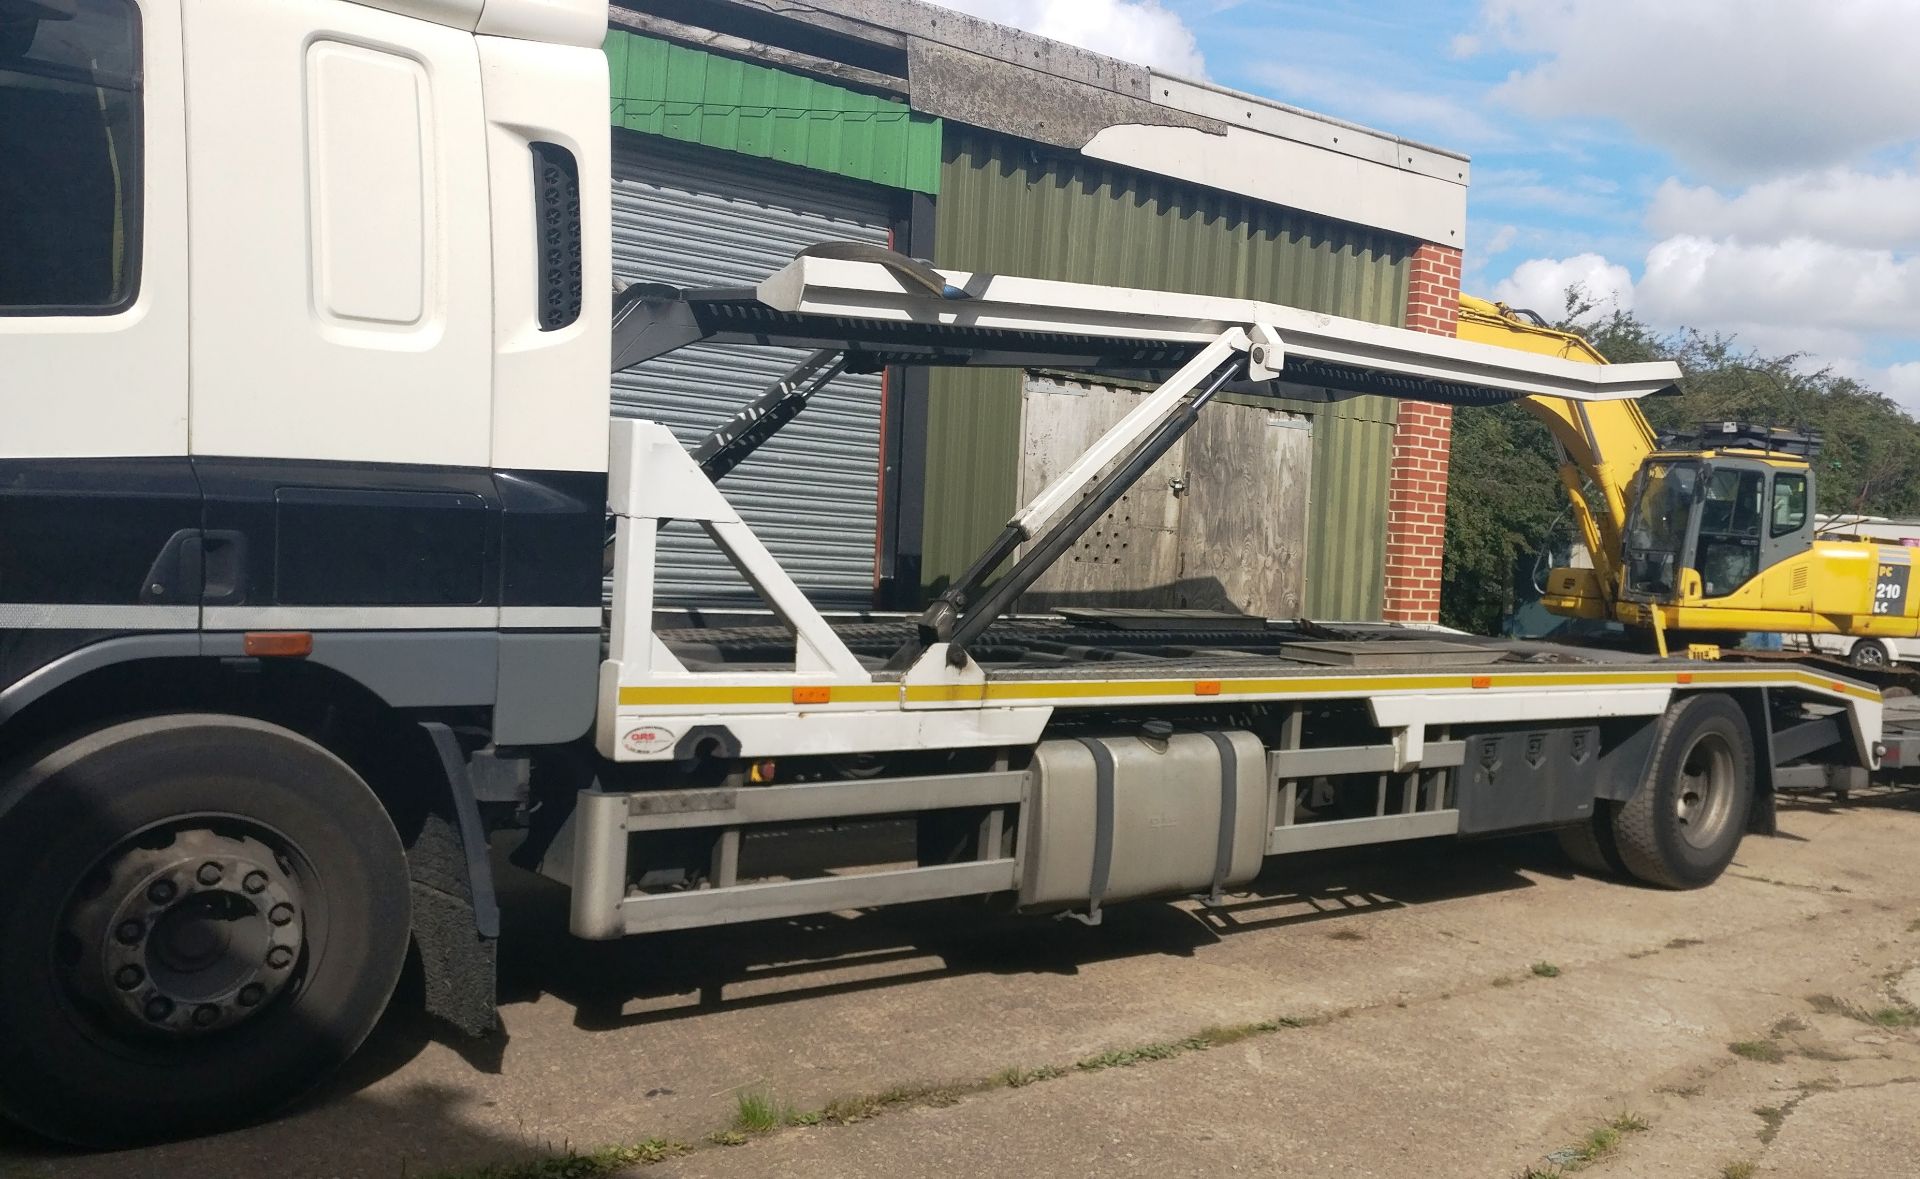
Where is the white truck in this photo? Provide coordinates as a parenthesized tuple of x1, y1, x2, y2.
(0, 0, 1897, 1147)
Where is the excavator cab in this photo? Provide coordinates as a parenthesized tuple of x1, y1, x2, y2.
(1619, 425, 1817, 606)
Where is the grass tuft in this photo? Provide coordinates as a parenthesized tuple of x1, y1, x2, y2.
(1753, 1104, 1786, 1143)
(820, 1081, 976, 1124)
(732, 1089, 790, 1134)
(1666, 937, 1705, 950)
(1076, 1042, 1182, 1071)
(1729, 1040, 1787, 1063)
(1574, 1126, 1620, 1163)
(993, 1064, 1066, 1089)
(706, 1131, 748, 1147)
(1721, 1161, 1757, 1179)
(1607, 1111, 1649, 1134)
(1769, 1015, 1807, 1036)
(1807, 993, 1920, 1027)
(1531, 961, 1562, 979)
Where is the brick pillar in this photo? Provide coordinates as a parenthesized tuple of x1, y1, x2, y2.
(1381, 243, 1462, 623)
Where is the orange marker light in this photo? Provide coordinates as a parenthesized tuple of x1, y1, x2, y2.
(243, 632, 312, 658)
(1677, 673, 1694, 685)
(1470, 675, 1492, 689)
(792, 686, 832, 705)
(1194, 680, 1222, 696)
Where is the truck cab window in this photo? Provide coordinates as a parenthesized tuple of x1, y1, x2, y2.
(0, 0, 141, 313)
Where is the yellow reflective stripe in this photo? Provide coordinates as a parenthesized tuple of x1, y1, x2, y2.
(618, 667, 1878, 709)
(617, 684, 900, 706)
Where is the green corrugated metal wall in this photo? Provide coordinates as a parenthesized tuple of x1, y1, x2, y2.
(924, 130, 1410, 618)
(605, 31, 943, 194)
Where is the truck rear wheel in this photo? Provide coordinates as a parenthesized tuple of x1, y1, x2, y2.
(1612, 693, 1754, 889)
(1555, 803, 1625, 877)
(0, 715, 410, 1147)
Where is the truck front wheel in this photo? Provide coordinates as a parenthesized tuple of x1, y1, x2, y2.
(1612, 693, 1755, 889)
(0, 715, 411, 1147)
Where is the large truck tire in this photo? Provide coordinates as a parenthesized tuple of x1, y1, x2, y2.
(1555, 802, 1626, 877)
(1611, 693, 1754, 890)
(0, 715, 411, 1147)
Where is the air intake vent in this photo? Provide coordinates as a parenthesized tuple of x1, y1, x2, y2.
(532, 142, 582, 331)
(1792, 566, 1809, 593)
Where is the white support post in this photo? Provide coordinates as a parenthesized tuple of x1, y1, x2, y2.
(603, 418, 869, 682)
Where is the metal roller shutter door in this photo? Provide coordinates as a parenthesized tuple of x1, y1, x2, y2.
(610, 134, 892, 607)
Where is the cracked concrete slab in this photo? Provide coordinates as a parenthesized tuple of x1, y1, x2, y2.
(2, 795, 1915, 1179)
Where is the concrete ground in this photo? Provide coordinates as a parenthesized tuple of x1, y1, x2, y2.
(3, 789, 1917, 1179)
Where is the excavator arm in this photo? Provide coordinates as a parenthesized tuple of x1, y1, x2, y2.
(1455, 295, 1659, 618)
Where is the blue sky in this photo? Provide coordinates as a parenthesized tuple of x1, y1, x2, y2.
(929, 1, 1920, 410)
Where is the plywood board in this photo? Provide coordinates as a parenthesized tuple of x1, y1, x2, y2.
(1175, 404, 1311, 617)
(1016, 375, 1186, 609)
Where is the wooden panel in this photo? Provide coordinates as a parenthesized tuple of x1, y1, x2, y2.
(1016, 374, 1185, 609)
(1176, 404, 1312, 617)
(1014, 377, 1311, 616)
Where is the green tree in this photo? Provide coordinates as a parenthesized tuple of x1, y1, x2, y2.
(1441, 292, 1920, 633)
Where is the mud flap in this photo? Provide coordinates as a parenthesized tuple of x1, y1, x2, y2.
(410, 723, 502, 1038)
(1740, 691, 1778, 837)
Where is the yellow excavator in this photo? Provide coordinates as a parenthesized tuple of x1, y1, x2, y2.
(1458, 295, 1916, 662)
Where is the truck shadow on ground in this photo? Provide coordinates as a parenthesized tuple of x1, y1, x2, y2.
(492, 833, 1559, 1035)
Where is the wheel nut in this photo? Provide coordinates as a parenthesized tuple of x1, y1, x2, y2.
(115, 919, 144, 945)
(242, 870, 269, 895)
(114, 965, 145, 990)
(146, 879, 177, 905)
(266, 946, 294, 969)
(193, 1005, 221, 1028)
(237, 983, 266, 1008)
(268, 903, 295, 927)
(196, 862, 223, 886)
(144, 996, 174, 1022)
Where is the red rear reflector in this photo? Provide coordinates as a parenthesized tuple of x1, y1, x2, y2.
(1194, 680, 1222, 696)
(1832, 681, 1846, 692)
(792, 686, 831, 705)
(244, 632, 312, 658)
(1470, 676, 1492, 689)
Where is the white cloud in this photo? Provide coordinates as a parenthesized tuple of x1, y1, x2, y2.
(1470, 167, 1621, 217)
(921, 0, 1207, 76)
(1647, 167, 1920, 251)
(1478, 0, 1920, 182)
(1493, 238, 1920, 408)
(1247, 62, 1509, 147)
(1881, 362, 1920, 413)
(1635, 236, 1920, 338)
(1481, 224, 1518, 257)
(1491, 253, 1634, 321)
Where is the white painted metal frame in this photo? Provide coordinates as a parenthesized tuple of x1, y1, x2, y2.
(753, 257, 1684, 403)
(599, 266, 1881, 775)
